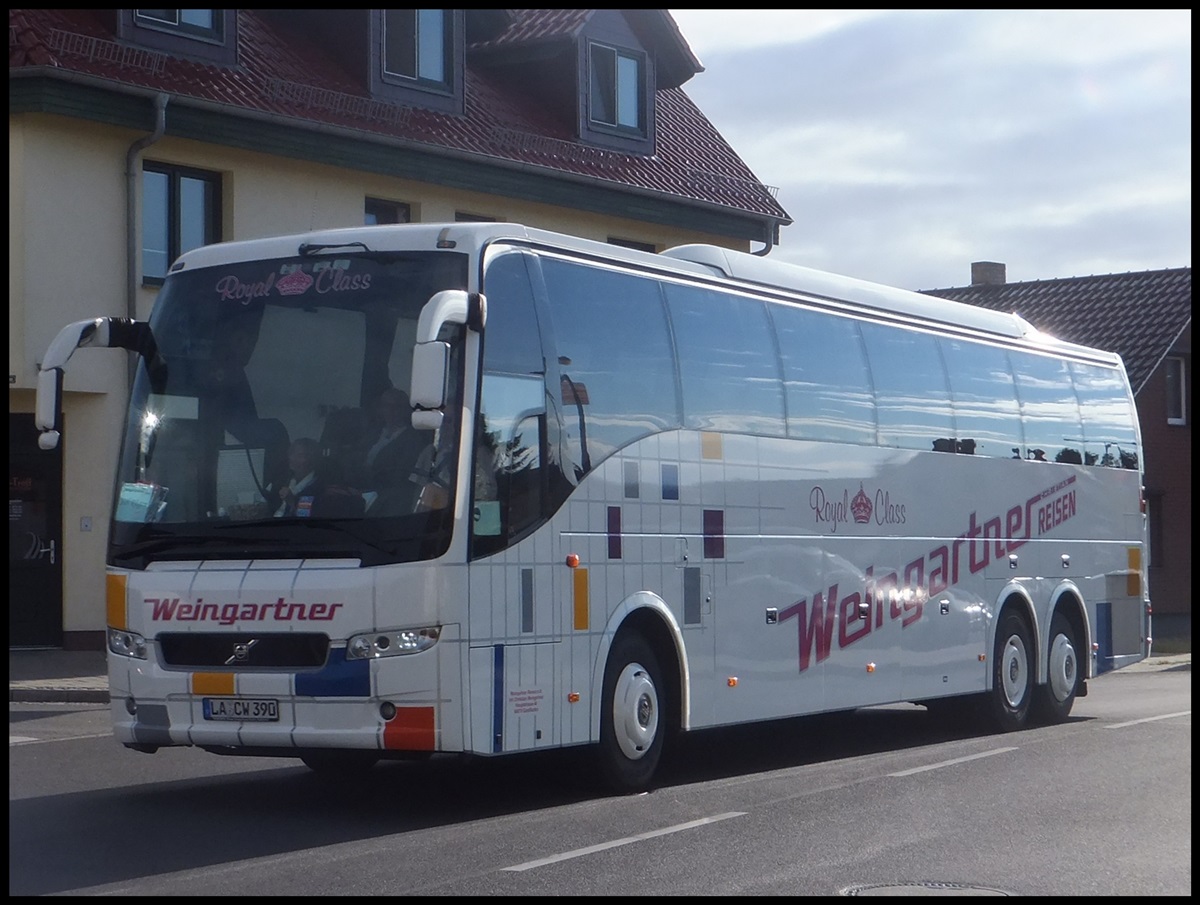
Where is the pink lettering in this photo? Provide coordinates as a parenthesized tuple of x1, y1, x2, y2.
(149, 597, 178, 619)
(780, 584, 838, 673)
(314, 268, 373, 293)
(214, 272, 275, 301)
(145, 598, 345, 623)
(809, 486, 850, 534)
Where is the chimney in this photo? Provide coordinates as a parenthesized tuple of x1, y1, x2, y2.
(971, 261, 1006, 285)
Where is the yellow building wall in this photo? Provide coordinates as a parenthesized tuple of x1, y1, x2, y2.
(9, 110, 746, 642)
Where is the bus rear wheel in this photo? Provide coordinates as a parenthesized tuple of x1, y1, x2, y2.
(985, 609, 1034, 732)
(597, 633, 664, 794)
(1031, 611, 1080, 724)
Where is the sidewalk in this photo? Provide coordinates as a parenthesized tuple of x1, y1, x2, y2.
(8, 647, 1191, 705)
(9, 648, 109, 704)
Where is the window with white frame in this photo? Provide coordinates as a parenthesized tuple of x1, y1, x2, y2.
(1165, 355, 1186, 425)
(142, 162, 221, 283)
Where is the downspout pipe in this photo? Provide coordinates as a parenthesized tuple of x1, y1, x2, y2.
(125, 93, 168, 382)
(752, 219, 780, 256)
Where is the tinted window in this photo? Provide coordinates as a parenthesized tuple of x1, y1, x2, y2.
(540, 257, 679, 475)
(481, 252, 544, 376)
(941, 339, 1023, 458)
(474, 251, 549, 556)
(1011, 351, 1084, 463)
(1070, 361, 1139, 468)
(859, 322, 954, 451)
(771, 305, 876, 444)
(664, 283, 784, 436)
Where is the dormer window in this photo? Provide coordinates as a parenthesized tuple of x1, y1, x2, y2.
(384, 9, 450, 87)
(134, 9, 223, 41)
(588, 42, 646, 134)
(371, 9, 464, 114)
(118, 9, 237, 65)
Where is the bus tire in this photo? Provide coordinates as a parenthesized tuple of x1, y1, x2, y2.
(597, 633, 664, 794)
(300, 750, 380, 775)
(1031, 611, 1080, 724)
(986, 609, 1034, 732)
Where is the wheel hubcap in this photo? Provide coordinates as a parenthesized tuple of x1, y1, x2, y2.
(1047, 632, 1077, 702)
(613, 662, 658, 761)
(1001, 634, 1029, 708)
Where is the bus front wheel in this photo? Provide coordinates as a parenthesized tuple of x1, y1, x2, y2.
(1031, 611, 1080, 724)
(597, 633, 664, 794)
(985, 610, 1034, 732)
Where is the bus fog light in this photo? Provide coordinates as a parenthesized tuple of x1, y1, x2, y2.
(349, 636, 372, 659)
(125, 697, 137, 715)
(380, 702, 397, 720)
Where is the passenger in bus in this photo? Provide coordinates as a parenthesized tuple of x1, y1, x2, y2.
(362, 389, 425, 487)
(270, 437, 326, 517)
(350, 388, 429, 515)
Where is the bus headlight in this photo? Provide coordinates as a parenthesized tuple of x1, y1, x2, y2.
(108, 627, 148, 660)
(346, 626, 441, 659)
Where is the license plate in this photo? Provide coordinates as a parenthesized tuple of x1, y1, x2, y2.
(202, 697, 279, 722)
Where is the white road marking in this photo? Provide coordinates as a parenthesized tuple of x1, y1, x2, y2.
(502, 811, 747, 872)
(888, 746, 1018, 777)
(1104, 710, 1190, 729)
(10, 733, 112, 746)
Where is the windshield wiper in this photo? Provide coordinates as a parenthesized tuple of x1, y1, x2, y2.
(298, 241, 370, 256)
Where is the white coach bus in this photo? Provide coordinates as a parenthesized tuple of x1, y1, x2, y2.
(35, 222, 1151, 792)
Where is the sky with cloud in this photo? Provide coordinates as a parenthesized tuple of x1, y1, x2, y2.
(668, 9, 1191, 291)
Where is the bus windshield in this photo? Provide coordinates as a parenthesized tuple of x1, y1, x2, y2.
(110, 250, 468, 568)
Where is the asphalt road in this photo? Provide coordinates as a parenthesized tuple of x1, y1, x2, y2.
(10, 660, 1190, 896)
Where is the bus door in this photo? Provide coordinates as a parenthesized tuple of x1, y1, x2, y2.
(467, 249, 565, 753)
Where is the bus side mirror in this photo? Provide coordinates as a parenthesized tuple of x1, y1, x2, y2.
(410, 341, 449, 430)
(34, 316, 160, 450)
(410, 290, 486, 430)
(36, 367, 63, 449)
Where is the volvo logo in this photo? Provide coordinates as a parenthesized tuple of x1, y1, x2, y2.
(226, 639, 259, 665)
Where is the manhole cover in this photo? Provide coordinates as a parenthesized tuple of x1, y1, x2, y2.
(841, 881, 1014, 896)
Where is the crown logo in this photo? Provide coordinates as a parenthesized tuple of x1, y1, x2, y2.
(851, 483, 873, 524)
(275, 268, 314, 296)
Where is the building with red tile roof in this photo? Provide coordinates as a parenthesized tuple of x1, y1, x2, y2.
(8, 8, 791, 648)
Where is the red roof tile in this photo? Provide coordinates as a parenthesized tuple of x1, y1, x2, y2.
(9, 8, 790, 227)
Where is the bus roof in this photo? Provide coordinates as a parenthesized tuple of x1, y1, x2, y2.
(169, 222, 1119, 365)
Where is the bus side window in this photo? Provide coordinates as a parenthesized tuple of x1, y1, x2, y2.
(772, 305, 876, 444)
(860, 321, 954, 451)
(1070, 361, 1139, 468)
(473, 251, 549, 557)
(663, 283, 785, 437)
(1011, 350, 1085, 464)
(539, 257, 678, 475)
(941, 338, 1023, 458)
